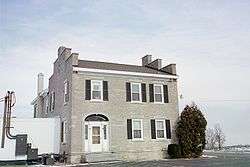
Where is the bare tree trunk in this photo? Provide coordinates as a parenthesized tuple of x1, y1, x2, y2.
(214, 124, 225, 150)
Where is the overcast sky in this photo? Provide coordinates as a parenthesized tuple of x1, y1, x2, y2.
(1, 0, 250, 145)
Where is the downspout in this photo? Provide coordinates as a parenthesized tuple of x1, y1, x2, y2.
(5, 91, 16, 139)
(1, 96, 7, 148)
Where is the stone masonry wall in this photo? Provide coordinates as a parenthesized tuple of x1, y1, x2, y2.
(69, 71, 179, 163)
(33, 46, 179, 163)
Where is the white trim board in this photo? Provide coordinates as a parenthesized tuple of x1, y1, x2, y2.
(73, 67, 178, 79)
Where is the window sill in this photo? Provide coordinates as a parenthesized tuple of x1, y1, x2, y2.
(155, 138, 168, 141)
(90, 99, 105, 103)
(130, 101, 143, 104)
(61, 142, 67, 145)
(130, 139, 144, 142)
(64, 102, 68, 106)
(153, 102, 165, 104)
(152, 138, 171, 142)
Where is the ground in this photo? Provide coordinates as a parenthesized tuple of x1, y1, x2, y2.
(77, 152, 250, 167)
(5, 152, 250, 167)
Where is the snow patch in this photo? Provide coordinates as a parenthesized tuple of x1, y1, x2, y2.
(201, 154, 218, 158)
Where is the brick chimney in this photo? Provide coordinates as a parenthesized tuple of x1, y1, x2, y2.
(142, 55, 152, 66)
(146, 59, 162, 70)
(71, 53, 79, 66)
(161, 64, 177, 75)
(37, 73, 44, 95)
(58, 46, 71, 60)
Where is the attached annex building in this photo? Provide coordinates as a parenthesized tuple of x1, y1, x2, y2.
(32, 46, 179, 163)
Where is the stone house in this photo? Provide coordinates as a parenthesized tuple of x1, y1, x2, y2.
(31, 46, 179, 163)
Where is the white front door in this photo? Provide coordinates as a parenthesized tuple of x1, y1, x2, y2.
(84, 121, 109, 152)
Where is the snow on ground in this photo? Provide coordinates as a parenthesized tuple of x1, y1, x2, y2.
(201, 154, 218, 158)
(204, 146, 250, 153)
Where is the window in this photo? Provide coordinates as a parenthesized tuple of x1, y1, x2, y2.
(85, 125, 88, 140)
(51, 91, 55, 111)
(156, 120, 166, 139)
(132, 119, 143, 140)
(34, 104, 37, 118)
(91, 80, 103, 100)
(103, 125, 107, 140)
(61, 121, 66, 143)
(131, 83, 141, 102)
(154, 84, 163, 103)
(92, 126, 101, 144)
(64, 81, 69, 103)
(45, 97, 49, 114)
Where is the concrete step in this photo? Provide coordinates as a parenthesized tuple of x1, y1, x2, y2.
(85, 152, 122, 163)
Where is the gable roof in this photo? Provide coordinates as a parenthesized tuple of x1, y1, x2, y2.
(75, 60, 174, 75)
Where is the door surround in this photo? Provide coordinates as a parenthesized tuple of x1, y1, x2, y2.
(84, 114, 109, 153)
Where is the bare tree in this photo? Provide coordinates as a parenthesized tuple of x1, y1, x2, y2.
(206, 128, 216, 150)
(214, 124, 226, 150)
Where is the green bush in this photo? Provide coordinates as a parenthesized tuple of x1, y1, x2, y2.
(167, 144, 182, 158)
(176, 103, 207, 158)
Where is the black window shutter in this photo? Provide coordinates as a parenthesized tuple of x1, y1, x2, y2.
(141, 83, 146, 102)
(163, 85, 169, 103)
(127, 119, 132, 139)
(166, 119, 171, 139)
(149, 84, 154, 102)
(67, 81, 69, 95)
(126, 82, 131, 102)
(103, 81, 108, 101)
(85, 80, 91, 100)
(61, 122, 64, 142)
(66, 81, 69, 102)
(49, 94, 52, 111)
(52, 92, 55, 110)
(151, 119, 156, 139)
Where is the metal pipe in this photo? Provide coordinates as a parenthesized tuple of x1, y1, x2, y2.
(5, 92, 16, 139)
(1, 91, 17, 147)
(5, 92, 11, 139)
(1, 96, 7, 148)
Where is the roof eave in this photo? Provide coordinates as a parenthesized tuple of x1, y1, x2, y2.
(73, 67, 178, 79)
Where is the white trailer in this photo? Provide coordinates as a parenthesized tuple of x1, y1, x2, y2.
(0, 118, 60, 162)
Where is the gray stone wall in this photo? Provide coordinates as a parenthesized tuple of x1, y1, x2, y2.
(32, 47, 179, 163)
(69, 72, 179, 163)
(46, 47, 78, 160)
(34, 91, 49, 118)
(34, 96, 43, 118)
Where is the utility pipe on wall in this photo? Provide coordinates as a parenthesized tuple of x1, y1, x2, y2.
(1, 91, 16, 148)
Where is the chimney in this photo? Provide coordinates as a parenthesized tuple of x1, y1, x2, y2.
(142, 55, 152, 66)
(58, 46, 66, 56)
(161, 64, 177, 75)
(58, 46, 71, 60)
(146, 59, 162, 70)
(71, 53, 79, 66)
(37, 73, 44, 95)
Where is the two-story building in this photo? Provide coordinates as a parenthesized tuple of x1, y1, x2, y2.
(32, 46, 179, 163)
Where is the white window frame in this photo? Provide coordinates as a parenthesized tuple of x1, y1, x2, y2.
(91, 80, 103, 101)
(155, 119, 166, 139)
(61, 121, 67, 144)
(131, 83, 142, 103)
(154, 84, 164, 103)
(64, 80, 69, 103)
(132, 119, 143, 140)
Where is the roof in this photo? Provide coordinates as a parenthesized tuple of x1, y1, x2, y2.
(30, 89, 48, 105)
(76, 60, 174, 75)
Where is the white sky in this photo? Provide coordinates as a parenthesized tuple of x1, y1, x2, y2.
(1, 0, 250, 145)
